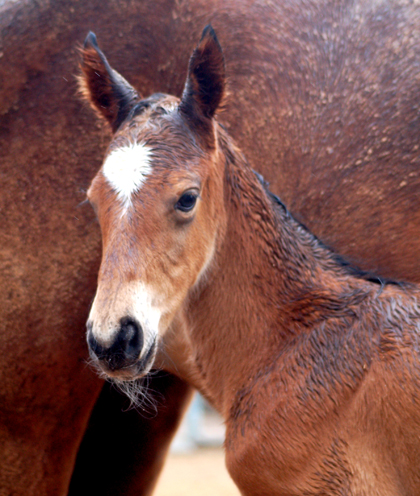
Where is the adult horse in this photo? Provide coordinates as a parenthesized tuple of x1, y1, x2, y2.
(1, 0, 419, 494)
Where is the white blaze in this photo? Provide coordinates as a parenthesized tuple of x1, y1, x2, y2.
(102, 142, 153, 211)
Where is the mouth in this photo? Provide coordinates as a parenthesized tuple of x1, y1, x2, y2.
(92, 339, 157, 381)
(134, 339, 157, 374)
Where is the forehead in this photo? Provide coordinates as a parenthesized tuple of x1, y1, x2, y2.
(111, 94, 205, 170)
(89, 94, 206, 207)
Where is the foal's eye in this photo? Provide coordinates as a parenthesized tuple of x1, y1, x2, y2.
(175, 192, 198, 212)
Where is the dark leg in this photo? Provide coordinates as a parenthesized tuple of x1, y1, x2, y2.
(69, 372, 192, 496)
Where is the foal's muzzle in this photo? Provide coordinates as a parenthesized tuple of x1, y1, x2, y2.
(87, 317, 144, 373)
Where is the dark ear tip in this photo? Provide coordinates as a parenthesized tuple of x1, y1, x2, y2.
(200, 25, 221, 48)
(201, 24, 216, 40)
(84, 31, 98, 49)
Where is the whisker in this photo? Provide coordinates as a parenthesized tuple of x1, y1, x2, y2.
(76, 198, 90, 208)
(113, 376, 161, 417)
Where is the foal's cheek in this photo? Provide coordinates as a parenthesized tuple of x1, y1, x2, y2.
(187, 211, 219, 283)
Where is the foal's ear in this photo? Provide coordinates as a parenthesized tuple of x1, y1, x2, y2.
(179, 25, 225, 131)
(79, 32, 139, 133)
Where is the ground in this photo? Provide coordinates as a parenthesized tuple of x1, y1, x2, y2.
(154, 447, 240, 496)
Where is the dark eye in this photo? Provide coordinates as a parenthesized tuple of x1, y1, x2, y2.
(175, 192, 198, 212)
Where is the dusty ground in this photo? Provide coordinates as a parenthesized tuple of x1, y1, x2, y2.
(153, 448, 240, 496)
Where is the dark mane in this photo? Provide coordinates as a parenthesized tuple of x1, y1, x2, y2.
(253, 165, 405, 289)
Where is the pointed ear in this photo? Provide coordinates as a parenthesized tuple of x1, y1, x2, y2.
(179, 25, 225, 133)
(79, 32, 139, 133)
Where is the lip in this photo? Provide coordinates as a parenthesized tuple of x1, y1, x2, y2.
(95, 339, 157, 381)
(134, 339, 157, 375)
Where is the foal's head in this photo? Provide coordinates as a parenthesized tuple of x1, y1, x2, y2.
(82, 27, 227, 379)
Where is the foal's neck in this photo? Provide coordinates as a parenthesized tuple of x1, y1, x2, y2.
(218, 128, 367, 304)
(176, 129, 373, 414)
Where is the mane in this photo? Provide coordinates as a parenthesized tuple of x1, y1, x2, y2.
(217, 123, 404, 290)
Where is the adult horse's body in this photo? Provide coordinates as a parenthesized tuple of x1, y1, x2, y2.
(1, 0, 420, 494)
(82, 26, 420, 494)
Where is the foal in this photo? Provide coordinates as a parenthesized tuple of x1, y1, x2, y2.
(81, 27, 420, 495)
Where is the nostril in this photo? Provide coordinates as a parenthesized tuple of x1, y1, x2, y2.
(86, 317, 144, 372)
(87, 328, 106, 359)
(118, 317, 143, 360)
